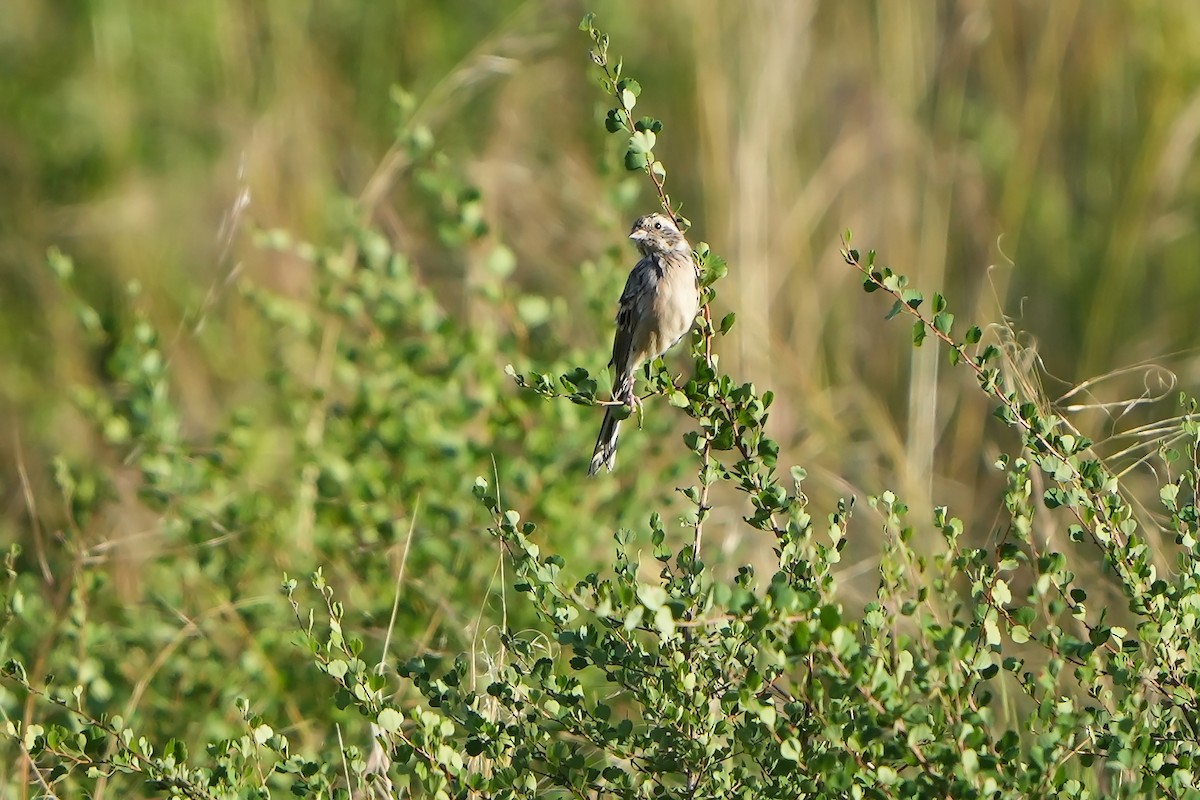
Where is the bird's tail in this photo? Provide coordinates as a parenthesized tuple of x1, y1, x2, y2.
(588, 406, 622, 475)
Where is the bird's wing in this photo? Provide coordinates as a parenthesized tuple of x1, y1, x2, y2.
(610, 255, 660, 387)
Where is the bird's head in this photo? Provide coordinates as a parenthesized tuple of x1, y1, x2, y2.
(629, 213, 689, 257)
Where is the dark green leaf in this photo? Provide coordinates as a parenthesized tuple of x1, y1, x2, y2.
(624, 150, 648, 170)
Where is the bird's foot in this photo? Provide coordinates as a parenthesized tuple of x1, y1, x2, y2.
(629, 393, 646, 427)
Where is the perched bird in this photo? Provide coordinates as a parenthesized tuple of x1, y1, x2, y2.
(589, 213, 700, 475)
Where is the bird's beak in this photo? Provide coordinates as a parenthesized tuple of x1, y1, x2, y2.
(629, 229, 647, 241)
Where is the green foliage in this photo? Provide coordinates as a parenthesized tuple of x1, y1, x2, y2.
(6, 11, 1200, 800)
(0, 61, 677, 793)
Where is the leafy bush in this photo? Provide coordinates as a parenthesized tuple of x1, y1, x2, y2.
(5, 13, 1200, 800)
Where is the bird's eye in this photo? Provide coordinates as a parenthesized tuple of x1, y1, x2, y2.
(654, 221, 662, 230)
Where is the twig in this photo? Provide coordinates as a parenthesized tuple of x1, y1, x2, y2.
(592, 54, 718, 569)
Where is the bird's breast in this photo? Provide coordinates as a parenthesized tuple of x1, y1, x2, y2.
(645, 257, 700, 357)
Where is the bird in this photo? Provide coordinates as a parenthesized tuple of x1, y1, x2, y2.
(589, 212, 700, 475)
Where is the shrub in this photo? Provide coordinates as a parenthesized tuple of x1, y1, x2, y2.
(4, 13, 1200, 800)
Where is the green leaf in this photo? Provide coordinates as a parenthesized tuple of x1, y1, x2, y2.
(912, 321, 926, 347)
(623, 605, 644, 631)
(702, 254, 728, 286)
(624, 150, 648, 171)
(377, 707, 403, 733)
(719, 312, 736, 334)
(896, 650, 913, 684)
(819, 605, 840, 631)
(984, 615, 1001, 646)
(991, 579, 1011, 605)
(902, 288, 923, 308)
(933, 311, 954, 336)
(253, 724, 274, 745)
(634, 116, 663, 133)
(628, 130, 656, 154)
(653, 605, 675, 638)
(608, 403, 633, 421)
(1039, 455, 1074, 481)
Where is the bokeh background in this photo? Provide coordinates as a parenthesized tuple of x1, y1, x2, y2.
(7, 0, 1200, 559)
(3, 0, 1200, 779)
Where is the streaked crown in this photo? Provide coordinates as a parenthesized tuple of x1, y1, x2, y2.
(629, 213, 689, 256)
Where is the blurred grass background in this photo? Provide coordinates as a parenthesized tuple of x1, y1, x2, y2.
(3, 0, 1200, 707)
